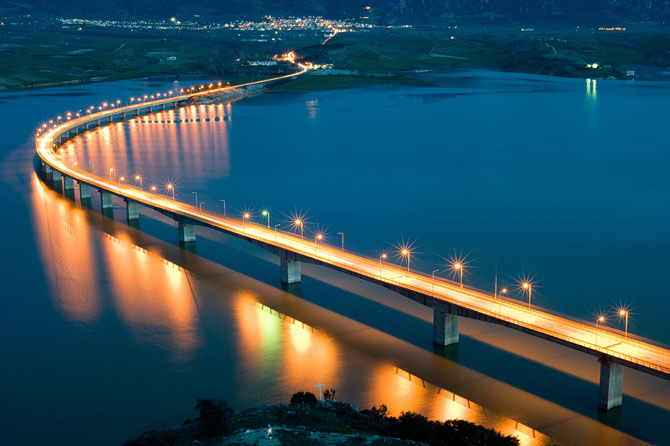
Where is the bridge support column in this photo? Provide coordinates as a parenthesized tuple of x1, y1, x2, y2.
(281, 258, 301, 284)
(52, 169, 62, 184)
(63, 175, 74, 191)
(433, 308, 459, 346)
(100, 190, 113, 209)
(79, 182, 91, 199)
(44, 163, 53, 176)
(598, 357, 623, 410)
(125, 199, 139, 221)
(178, 221, 196, 243)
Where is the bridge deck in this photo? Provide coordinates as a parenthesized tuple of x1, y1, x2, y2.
(35, 68, 670, 381)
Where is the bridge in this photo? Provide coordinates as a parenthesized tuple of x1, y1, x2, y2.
(35, 64, 670, 412)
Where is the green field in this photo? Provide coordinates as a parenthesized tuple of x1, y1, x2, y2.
(1, 25, 669, 91)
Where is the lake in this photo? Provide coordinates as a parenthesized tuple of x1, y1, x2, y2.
(1, 71, 669, 445)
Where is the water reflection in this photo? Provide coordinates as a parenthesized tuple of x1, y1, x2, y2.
(103, 232, 202, 362)
(31, 174, 101, 323)
(586, 78, 597, 100)
(63, 104, 232, 188)
(234, 297, 339, 399)
(32, 174, 201, 360)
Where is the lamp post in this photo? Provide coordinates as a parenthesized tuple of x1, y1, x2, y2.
(109, 168, 115, 181)
(618, 309, 629, 338)
(379, 253, 387, 279)
(596, 315, 606, 346)
(135, 175, 142, 190)
(522, 282, 532, 308)
(294, 219, 303, 239)
(220, 199, 226, 216)
(192, 192, 198, 207)
(242, 212, 251, 233)
(262, 210, 270, 228)
(151, 185, 157, 193)
(432, 269, 439, 294)
(452, 262, 463, 287)
(401, 248, 410, 272)
(199, 202, 205, 211)
(274, 224, 280, 241)
(315, 233, 323, 254)
(166, 183, 175, 200)
(337, 232, 344, 251)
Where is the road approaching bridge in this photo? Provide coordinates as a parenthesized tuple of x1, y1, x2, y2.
(35, 64, 669, 412)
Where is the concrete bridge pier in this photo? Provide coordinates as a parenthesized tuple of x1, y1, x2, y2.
(52, 169, 62, 185)
(100, 189, 113, 209)
(125, 199, 139, 221)
(433, 308, 459, 346)
(598, 357, 623, 410)
(178, 221, 196, 243)
(63, 175, 74, 191)
(281, 257, 301, 284)
(79, 182, 91, 199)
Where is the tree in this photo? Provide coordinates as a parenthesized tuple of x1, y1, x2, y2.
(323, 388, 337, 401)
(290, 391, 318, 406)
(194, 398, 234, 438)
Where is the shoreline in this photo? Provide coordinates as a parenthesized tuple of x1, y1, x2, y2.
(5, 64, 665, 96)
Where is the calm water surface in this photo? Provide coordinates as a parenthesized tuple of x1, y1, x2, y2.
(1, 72, 669, 445)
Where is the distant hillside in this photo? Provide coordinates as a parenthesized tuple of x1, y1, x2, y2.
(4, 0, 670, 24)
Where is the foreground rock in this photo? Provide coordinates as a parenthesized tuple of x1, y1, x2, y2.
(124, 395, 520, 446)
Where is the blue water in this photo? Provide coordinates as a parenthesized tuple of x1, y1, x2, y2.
(2, 71, 670, 445)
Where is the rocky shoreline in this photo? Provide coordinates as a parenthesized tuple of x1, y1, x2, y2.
(124, 394, 524, 446)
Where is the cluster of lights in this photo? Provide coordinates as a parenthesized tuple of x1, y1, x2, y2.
(594, 307, 632, 343)
(34, 81, 233, 139)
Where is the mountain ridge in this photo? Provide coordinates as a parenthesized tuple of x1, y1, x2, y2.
(4, 0, 670, 24)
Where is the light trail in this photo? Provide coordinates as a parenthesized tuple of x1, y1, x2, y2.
(34, 63, 670, 380)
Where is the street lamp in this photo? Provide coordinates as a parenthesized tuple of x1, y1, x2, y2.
(522, 281, 532, 308)
(109, 167, 115, 181)
(166, 183, 175, 200)
(151, 185, 157, 193)
(294, 219, 303, 239)
(119, 176, 125, 183)
(242, 212, 251, 232)
(596, 315, 606, 346)
(262, 210, 270, 228)
(220, 199, 226, 216)
(337, 232, 344, 251)
(401, 248, 410, 272)
(192, 192, 198, 207)
(618, 308, 629, 338)
(432, 269, 439, 294)
(199, 202, 205, 211)
(452, 262, 463, 288)
(274, 224, 280, 241)
(315, 233, 323, 254)
(379, 253, 387, 279)
(135, 175, 142, 190)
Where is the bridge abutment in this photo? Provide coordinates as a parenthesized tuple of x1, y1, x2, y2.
(281, 258, 301, 284)
(433, 308, 459, 346)
(100, 190, 113, 209)
(178, 221, 196, 243)
(598, 357, 623, 410)
(125, 199, 139, 221)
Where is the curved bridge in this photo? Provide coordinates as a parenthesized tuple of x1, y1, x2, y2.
(35, 65, 670, 411)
